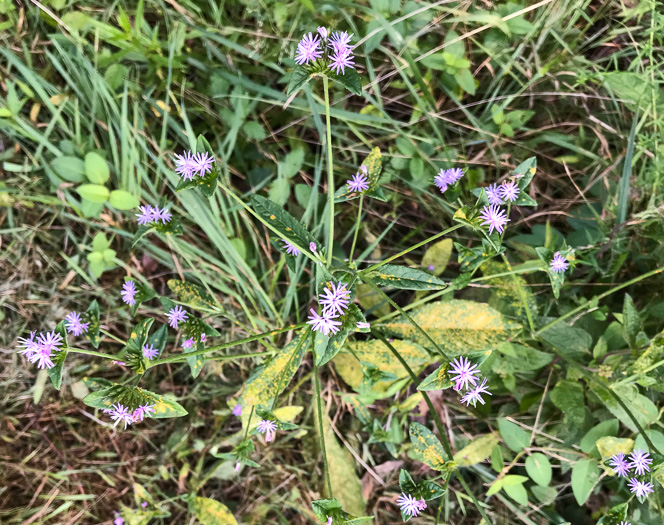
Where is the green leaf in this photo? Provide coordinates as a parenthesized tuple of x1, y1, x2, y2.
(539, 319, 591, 359)
(622, 293, 641, 348)
(418, 364, 453, 391)
(453, 433, 499, 467)
(550, 379, 586, 426)
(421, 239, 453, 276)
(84, 151, 110, 184)
(503, 481, 528, 506)
(286, 65, 313, 96)
(89, 260, 105, 278)
(409, 422, 455, 472)
(104, 63, 127, 90)
(243, 333, 307, 406)
(592, 384, 658, 433)
(268, 177, 290, 206)
(497, 418, 530, 452)
(82, 385, 187, 418)
(166, 279, 220, 313)
(334, 147, 383, 202)
(383, 299, 521, 355)
(454, 68, 476, 95)
(314, 304, 363, 366)
(579, 419, 619, 455)
(101, 248, 116, 262)
(483, 260, 538, 324)
(84, 300, 101, 348)
(525, 453, 552, 487)
(363, 264, 448, 290)
(175, 164, 220, 197)
(76, 184, 110, 203)
(180, 317, 220, 378)
(279, 148, 305, 179)
(329, 68, 362, 96)
(47, 321, 69, 390)
(251, 194, 316, 253)
(144, 324, 168, 360)
(109, 189, 139, 210)
(91, 233, 110, 252)
(80, 200, 104, 218)
(52, 156, 86, 183)
(191, 497, 238, 525)
(571, 459, 599, 505)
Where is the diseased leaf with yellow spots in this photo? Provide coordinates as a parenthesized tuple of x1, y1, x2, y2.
(251, 194, 316, 254)
(243, 333, 307, 406)
(383, 300, 521, 355)
(483, 260, 538, 324)
(334, 147, 382, 202)
(167, 279, 220, 312)
(363, 263, 447, 290)
(82, 385, 187, 418)
(421, 238, 453, 276)
(191, 497, 238, 525)
(596, 436, 634, 461)
(409, 422, 456, 472)
(453, 433, 499, 467)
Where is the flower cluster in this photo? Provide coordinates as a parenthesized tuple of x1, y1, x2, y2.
(294, 27, 356, 76)
(256, 419, 278, 442)
(121, 280, 137, 305)
(307, 281, 351, 336)
(549, 252, 569, 273)
(396, 493, 427, 517)
(478, 177, 522, 235)
(174, 150, 215, 181)
(448, 356, 492, 407)
(104, 402, 155, 429)
(64, 311, 89, 336)
(610, 449, 655, 506)
(18, 330, 64, 370)
(135, 205, 172, 226)
(434, 167, 464, 194)
(347, 165, 369, 193)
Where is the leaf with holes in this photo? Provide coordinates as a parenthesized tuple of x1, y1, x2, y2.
(363, 264, 447, 291)
(409, 422, 456, 472)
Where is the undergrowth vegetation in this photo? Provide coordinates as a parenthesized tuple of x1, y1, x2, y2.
(1, 1, 664, 524)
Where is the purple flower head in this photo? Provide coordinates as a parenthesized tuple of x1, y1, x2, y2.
(174, 151, 196, 181)
(17, 332, 39, 360)
(356, 321, 370, 330)
(141, 502, 148, 508)
(29, 345, 55, 370)
(618, 522, 631, 525)
(448, 356, 480, 391)
(319, 282, 351, 317)
(309, 242, 317, 253)
(114, 516, 124, 525)
(132, 403, 155, 422)
(135, 205, 156, 225)
(317, 27, 329, 40)
(609, 452, 630, 477)
(282, 239, 301, 256)
(329, 46, 355, 75)
(194, 152, 215, 177)
(396, 493, 424, 517)
(326, 517, 332, 525)
(329, 31, 353, 53)
(499, 180, 520, 202)
(417, 499, 427, 511)
(550, 252, 569, 273)
(167, 305, 188, 329)
(256, 419, 278, 442)
(232, 403, 242, 417)
(347, 171, 369, 193)
(307, 308, 342, 336)
(121, 280, 137, 306)
(479, 205, 509, 235)
(433, 168, 464, 194)
(182, 338, 196, 349)
(427, 264, 435, 272)
(234, 462, 241, 472)
(460, 377, 492, 407)
(485, 183, 503, 206)
(38, 331, 64, 354)
(200, 333, 206, 342)
(64, 311, 89, 337)
(295, 32, 322, 65)
(154, 206, 172, 224)
(105, 403, 133, 429)
(628, 448, 652, 475)
(142, 344, 159, 360)
(628, 477, 654, 498)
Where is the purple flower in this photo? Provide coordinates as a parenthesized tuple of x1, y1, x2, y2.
(200, 333, 206, 342)
(627, 477, 654, 498)
(309, 242, 317, 253)
(460, 377, 492, 407)
(17, 331, 39, 360)
(347, 171, 369, 193)
(142, 344, 159, 360)
(38, 331, 63, 354)
(174, 151, 196, 181)
(132, 403, 155, 422)
(499, 180, 520, 202)
(356, 322, 370, 330)
(485, 183, 503, 205)
(448, 356, 480, 391)
(319, 282, 351, 317)
(427, 264, 435, 271)
(154, 206, 172, 224)
(317, 27, 328, 40)
(141, 502, 148, 508)
(329, 31, 353, 53)
(479, 204, 509, 235)
(114, 515, 124, 525)
(433, 168, 464, 194)
(326, 517, 332, 525)
(135, 205, 156, 225)
(232, 404, 242, 417)
(105, 403, 133, 429)
(64, 311, 89, 336)
(609, 452, 630, 477)
(307, 309, 342, 336)
(628, 448, 652, 475)
(194, 152, 215, 177)
(329, 46, 355, 75)
(295, 32, 322, 65)
(167, 305, 188, 329)
(549, 252, 569, 273)
(256, 419, 278, 442)
(282, 239, 301, 256)
(396, 493, 424, 517)
(30, 345, 55, 370)
(618, 522, 631, 525)
(121, 280, 137, 306)
(182, 338, 195, 349)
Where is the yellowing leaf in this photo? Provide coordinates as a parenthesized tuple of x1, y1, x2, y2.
(596, 436, 634, 460)
(453, 433, 499, 467)
(273, 405, 304, 422)
(421, 238, 453, 276)
(410, 422, 456, 472)
(167, 279, 220, 312)
(192, 497, 238, 525)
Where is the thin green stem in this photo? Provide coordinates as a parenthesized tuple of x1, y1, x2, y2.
(314, 361, 333, 497)
(66, 347, 119, 360)
(362, 224, 463, 273)
(99, 329, 125, 344)
(323, 75, 335, 266)
(349, 193, 364, 263)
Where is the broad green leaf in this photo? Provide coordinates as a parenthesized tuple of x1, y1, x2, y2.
(334, 148, 383, 202)
(84, 299, 101, 348)
(494, 343, 552, 374)
(47, 321, 69, 390)
(421, 238, 453, 276)
(622, 293, 641, 348)
(92, 232, 110, 251)
(329, 68, 362, 96)
(191, 497, 238, 525)
(571, 459, 599, 505)
(418, 363, 453, 391)
(279, 148, 305, 179)
(579, 419, 619, 455)
(525, 453, 552, 487)
(363, 263, 447, 290)
(52, 156, 86, 183)
(592, 384, 658, 433)
(109, 189, 139, 210)
(497, 418, 530, 453)
(454, 68, 476, 95)
(268, 177, 290, 206)
(453, 433, 499, 467)
(550, 380, 585, 426)
(513, 156, 537, 188)
(383, 300, 520, 355)
(286, 65, 313, 96)
(251, 194, 316, 254)
(244, 333, 307, 406)
(409, 422, 455, 472)
(539, 320, 591, 359)
(76, 183, 110, 203)
(167, 279, 220, 312)
(595, 436, 634, 460)
(503, 481, 528, 506)
(82, 385, 187, 418)
(596, 502, 629, 525)
(84, 151, 110, 184)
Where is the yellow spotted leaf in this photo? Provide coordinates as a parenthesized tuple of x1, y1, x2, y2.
(409, 422, 456, 472)
(192, 497, 238, 525)
(453, 433, 499, 467)
(596, 436, 634, 460)
(273, 405, 304, 422)
(167, 279, 220, 312)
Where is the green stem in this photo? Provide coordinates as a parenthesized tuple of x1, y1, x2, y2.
(66, 347, 119, 360)
(361, 224, 463, 273)
(349, 193, 364, 263)
(99, 329, 126, 344)
(323, 75, 335, 267)
(149, 324, 304, 366)
(375, 333, 493, 525)
(314, 361, 333, 498)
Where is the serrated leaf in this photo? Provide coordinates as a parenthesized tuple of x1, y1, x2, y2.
(286, 65, 313, 96)
(525, 453, 552, 487)
(453, 433, 499, 467)
(167, 279, 220, 312)
(47, 321, 69, 390)
(497, 418, 530, 453)
(383, 300, 520, 355)
(363, 264, 447, 290)
(334, 148, 382, 202)
(251, 194, 316, 254)
(409, 422, 455, 472)
(571, 458, 599, 505)
(191, 497, 238, 525)
(84, 299, 101, 348)
(84, 151, 110, 184)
